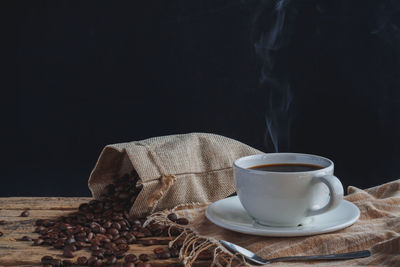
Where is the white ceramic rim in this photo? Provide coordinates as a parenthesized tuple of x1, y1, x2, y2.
(233, 153, 334, 175)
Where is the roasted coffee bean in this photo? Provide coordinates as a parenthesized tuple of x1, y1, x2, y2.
(103, 221, 112, 228)
(169, 226, 183, 236)
(118, 243, 129, 251)
(62, 249, 74, 258)
(107, 228, 119, 236)
(139, 254, 149, 262)
(115, 237, 127, 244)
(92, 251, 104, 259)
(167, 213, 178, 222)
(87, 256, 98, 265)
(0, 232, 3, 237)
(153, 247, 167, 255)
(172, 238, 184, 249)
(176, 218, 189, 225)
(124, 254, 137, 262)
(0, 220, 7, 225)
(111, 222, 121, 230)
(197, 250, 213, 260)
(106, 255, 117, 264)
(65, 236, 76, 244)
(77, 256, 88, 265)
(169, 247, 179, 258)
(53, 240, 64, 249)
(33, 238, 44, 245)
(62, 259, 74, 266)
(90, 245, 101, 251)
(64, 244, 77, 252)
(42, 264, 52, 267)
(20, 210, 30, 217)
(41, 255, 53, 264)
(75, 241, 86, 249)
(140, 239, 157, 246)
(34, 226, 45, 233)
(115, 250, 126, 259)
(123, 263, 135, 267)
(50, 259, 62, 267)
(156, 252, 172, 260)
(133, 231, 145, 238)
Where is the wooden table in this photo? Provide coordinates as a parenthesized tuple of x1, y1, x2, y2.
(0, 197, 208, 266)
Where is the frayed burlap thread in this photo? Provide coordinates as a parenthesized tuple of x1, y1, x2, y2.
(144, 203, 249, 267)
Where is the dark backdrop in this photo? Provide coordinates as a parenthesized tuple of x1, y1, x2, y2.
(3, 0, 400, 196)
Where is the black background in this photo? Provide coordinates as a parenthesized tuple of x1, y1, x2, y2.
(3, 0, 400, 196)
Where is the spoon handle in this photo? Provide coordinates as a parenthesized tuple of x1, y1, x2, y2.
(267, 250, 371, 264)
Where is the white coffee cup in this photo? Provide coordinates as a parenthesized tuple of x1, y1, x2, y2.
(233, 153, 344, 227)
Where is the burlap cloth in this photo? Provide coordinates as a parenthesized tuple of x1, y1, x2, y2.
(147, 179, 400, 266)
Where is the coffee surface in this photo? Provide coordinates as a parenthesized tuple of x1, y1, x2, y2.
(249, 163, 323, 172)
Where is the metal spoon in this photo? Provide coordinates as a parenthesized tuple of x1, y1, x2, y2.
(220, 240, 371, 265)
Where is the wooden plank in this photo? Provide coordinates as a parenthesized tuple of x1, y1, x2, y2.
(0, 197, 92, 210)
(0, 197, 208, 267)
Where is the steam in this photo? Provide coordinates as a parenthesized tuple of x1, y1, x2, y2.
(253, 0, 295, 152)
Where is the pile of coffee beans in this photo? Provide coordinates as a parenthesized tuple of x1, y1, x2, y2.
(26, 171, 198, 267)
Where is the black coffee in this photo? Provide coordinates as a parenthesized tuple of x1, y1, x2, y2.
(249, 163, 323, 172)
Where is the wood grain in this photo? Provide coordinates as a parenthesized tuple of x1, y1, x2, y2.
(0, 197, 208, 267)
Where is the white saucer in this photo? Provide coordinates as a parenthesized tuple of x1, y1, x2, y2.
(205, 196, 360, 237)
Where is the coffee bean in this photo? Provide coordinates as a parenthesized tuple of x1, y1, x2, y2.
(154, 247, 171, 259)
(33, 238, 44, 245)
(139, 254, 149, 262)
(133, 231, 146, 238)
(42, 264, 52, 267)
(111, 222, 121, 230)
(141, 239, 157, 246)
(176, 218, 189, 225)
(107, 228, 119, 236)
(62, 259, 74, 266)
(125, 254, 137, 262)
(125, 233, 136, 244)
(167, 213, 178, 222)
(41, 255, 53, 264)
(115, 237, 127, 244)
(62, 249, 74, 258)
(0, 220, 7, 225)
(169, 247, 179, 258)
(103, 221, 112, 228)
(87, 256, 98, 265)
(77, 256, 88, 265)
(64, 244, 77, 252)
(153, 247, 166, 255)
(20, 210, 30, 217)
(115, 250, 126, 259)
(0, 232, 3, 237)
(106, 255, 117, 264)
(197, 250, 213, 260)
(123, 263, 135, 267)
(92, 251, 104, 259)
(50, 259, 62, 267)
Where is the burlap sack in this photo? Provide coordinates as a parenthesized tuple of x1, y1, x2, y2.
(88, 133, 261, 217)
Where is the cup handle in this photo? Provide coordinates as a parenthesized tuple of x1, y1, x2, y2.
(306, 175, 344, 216)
